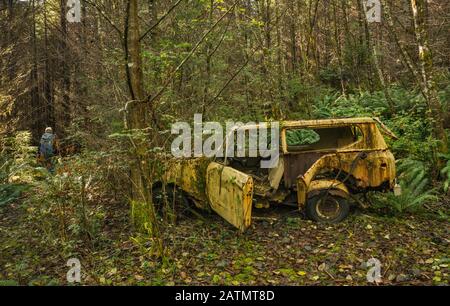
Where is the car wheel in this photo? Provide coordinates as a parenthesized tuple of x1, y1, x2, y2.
(306, 190, 350, 223)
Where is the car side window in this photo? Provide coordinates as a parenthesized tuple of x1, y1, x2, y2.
(286, 129, 320, 146)
(352, 126, 363, 142)
(286, 126, 362, 152)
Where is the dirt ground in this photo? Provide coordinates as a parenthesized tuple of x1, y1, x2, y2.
(0, 197, 449, 286)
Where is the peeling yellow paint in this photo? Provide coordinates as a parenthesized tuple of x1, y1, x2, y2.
(158, 117, 397, 230)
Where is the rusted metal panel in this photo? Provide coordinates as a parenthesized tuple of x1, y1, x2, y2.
(296, 150, 395, 205)
(307, 179, 350, 198)
(281, 119, 395, 207)
(284, 152, 325, 187)
(268, 158, 284, 189)
(162, 158, 211, 209)
(281, 117, 377, 129)
(206, 162, 254, 232)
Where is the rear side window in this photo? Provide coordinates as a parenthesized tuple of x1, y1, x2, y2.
(286, 129, 320, 146)
(286, 126, 362, 152)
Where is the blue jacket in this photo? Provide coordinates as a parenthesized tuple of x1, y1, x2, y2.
(39, 133, 55, 158)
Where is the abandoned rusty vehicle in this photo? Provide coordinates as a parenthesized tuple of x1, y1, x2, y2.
(153, 117, 399, 231)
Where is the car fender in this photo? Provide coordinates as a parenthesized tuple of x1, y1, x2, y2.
(307, 179, 350, 200)
(298, 179, 350, 206)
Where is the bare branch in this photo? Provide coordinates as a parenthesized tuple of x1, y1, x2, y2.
(83, 0, 123, 39)
(143, 0, 238, 105)
(139, 0, 185, 42)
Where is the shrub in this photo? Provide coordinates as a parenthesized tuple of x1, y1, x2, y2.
(0, 131, 38, 207)
(372, 159, 437, 214)
(397, 158, 429, 186)
(0, 184, 29, 207)
(373, 179, 437, 214)
(23, 150, 128, 249)
(439, 153, 450, 193)
(0, 131, 37, 184)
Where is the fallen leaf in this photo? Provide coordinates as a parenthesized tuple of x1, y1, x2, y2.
(318, 263, 326, 271)
(425, 258, 434, 264)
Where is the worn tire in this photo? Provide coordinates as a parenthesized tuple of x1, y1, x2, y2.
(306, 190, 350, 223)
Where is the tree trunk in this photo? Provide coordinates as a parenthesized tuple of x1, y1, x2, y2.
(43, 0, 55, 129)
(333, 0, 346, 95)
(31, 0, 40, 139)
(60, 0, 71, 133)
(384, 0, 423, 94)
(201, 0, 214, 117)
(410, 0, 448, 158)
(127, 0, 150, 201)
(126, 0, 162, 253)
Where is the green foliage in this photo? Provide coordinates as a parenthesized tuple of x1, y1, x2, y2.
(373, 158, 437, 214)
(439, 153, 450, 192)
(312, 86, 428, 119)
(318, 65, 342, 87)
(285, 78, 331, 117)
(311, 87, 448, 178)
(23, 151, 127, 248)
(0, 184, 29, 207)
(343, 41, 371, 67)
(0, 280, 19, 286)
(384, 115, 435, 161)
(131, 200, 155, 235)
(311, 93, 337, 118)
(397, 158, 429, 186)
(375, 179, 437, 214)
(0, 131, 37, 184)
(286, 129, 320, 146)
(0, 131, 38, 207)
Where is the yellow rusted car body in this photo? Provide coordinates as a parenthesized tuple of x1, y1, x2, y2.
(156, 117, 397, 231)
(161, 158, 254, 231)
(280, 118, 396, 206)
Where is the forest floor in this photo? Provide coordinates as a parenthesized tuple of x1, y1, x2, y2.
(0, 195, 449, 286)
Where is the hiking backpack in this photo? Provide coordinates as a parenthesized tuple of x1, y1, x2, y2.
(40, 133, 55, 158)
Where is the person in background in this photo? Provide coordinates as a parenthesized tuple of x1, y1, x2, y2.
(39, 127, 56, 172)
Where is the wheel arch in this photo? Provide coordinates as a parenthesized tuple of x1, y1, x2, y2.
(306, 179, 350, 201)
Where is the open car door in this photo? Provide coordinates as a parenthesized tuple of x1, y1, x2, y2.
(206, 162, 254, 232)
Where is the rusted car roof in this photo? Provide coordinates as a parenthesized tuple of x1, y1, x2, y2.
(228, 117, 376, 131)
(281, 117, 376, 128)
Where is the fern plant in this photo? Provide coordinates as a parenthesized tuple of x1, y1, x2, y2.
(439, 153, 450, 192)
(396, 158, 429, 185)
(390, 179, 437, 213)
(373, 158, 437, 214)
